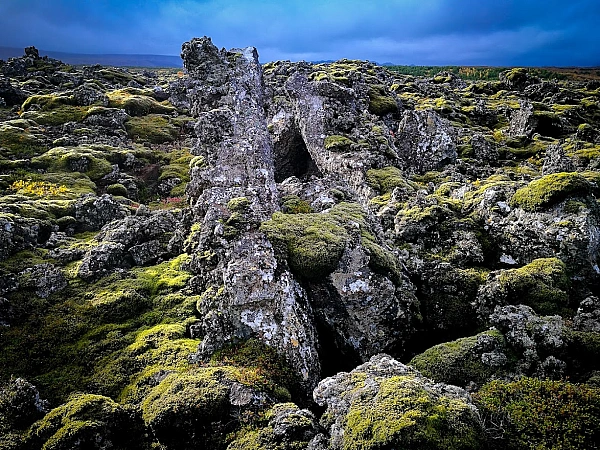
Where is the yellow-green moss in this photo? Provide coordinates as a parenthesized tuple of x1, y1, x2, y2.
(32, 146, 114, 181)
(497, 257, 570, 315)
(324, 135, 355, 152)
(26, 393, 146, 450)
(125, 114, 179, 144)
(344, 375, 483, 450)
(511, 172, 591, 211)
(141, 368, 237, 448)
(281, 195, 312, 214)
(106, 89, 175, 117)
(261, 209, 348, 279)
(409, 330, 509, 387)
(368, 85, 398, 116)
(366, 166, 414, 193)
(0, 123, 46, 159)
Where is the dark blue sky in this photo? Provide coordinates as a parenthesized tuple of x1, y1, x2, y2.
(1, 0, 598, 66)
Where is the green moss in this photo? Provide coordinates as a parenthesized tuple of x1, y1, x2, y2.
(106, 89, 174, 116)
(141, 368, 237, 449)
(131, 254, 192, 296)
(344, 375, 483, 450)
(21, 105, 90, 126)
(474, 378, 600, 450)
(32, 146, 113, 181)
(511, 172, 592, 211)
(261, 209, 348, 279)
(0, 123, 46, 159)
(368, 85, 398, 116)
(26, 393, 146, 450)
(0, 249, 55, 273)
(228, 403, 314, 450)
(324, 135, 355, 152)
(410, 330, 509, 387)
(281, 195, 312, 214)
(0, 253, 194, 405)
(105, 183, 128, 197)
(498, 257, 570, 315)
(366, 166, 414, 193)
(125, 114, 179, 144)
(209, 339, 300, 400)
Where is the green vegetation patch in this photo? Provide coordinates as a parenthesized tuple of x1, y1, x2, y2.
(32, 146, 114, 181)
(474, 378, 600, 450)
(26, 393, 146, 450)
(324, 134, 355, 152)
(209, 339, 301, 400)
(0, 123, 46, 159)
(511, 172, 592, 211)
(281, 195, 312, 214)
(344, 375, 484, 450)
(368, 85, 398, 116)
(410, 330, 509, 387)
(261, 207, 349, 279)
(141, 368, 238, 449)
(107, 89, 175, 117)
(497, 257, 570, 315)
(366, 166, 414, 193)
(125, 114, 180, 144)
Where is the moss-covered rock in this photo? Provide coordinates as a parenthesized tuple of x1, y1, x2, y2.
(368, 85, 398, 116)
(476, 257, 570, 317)
(26, 393, 147, 450)
(0, 377, 48, 432)
(125, 114, 179, 143)
(511, 172, 592, 211)
(474, 378, 600, 450)
(366, 166, 414, 193)
(260, 205, 351, 279)
(141, 368, 237, 449)
(32, 146, 114, 181)
(106, 89, 175, 117)
(324, 135, 354, 152)
(0, 122, 46, 159)
(410, 330, 512, 387)
(314, 354, 484, 450)
(228, 403, 320, 450)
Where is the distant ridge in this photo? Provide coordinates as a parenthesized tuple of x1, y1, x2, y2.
(0, 46, 182, 68)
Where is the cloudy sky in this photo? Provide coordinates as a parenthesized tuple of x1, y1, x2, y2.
(0, 0, 598, 66)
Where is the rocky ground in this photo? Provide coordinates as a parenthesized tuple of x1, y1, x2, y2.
(0, 40, 599, 449)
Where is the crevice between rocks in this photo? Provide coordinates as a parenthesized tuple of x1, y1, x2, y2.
(273, 121, 322, 182)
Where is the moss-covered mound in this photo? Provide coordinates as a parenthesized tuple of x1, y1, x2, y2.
(315, 355, 484, 450)
(106, 89, 175, 116)
(410, 330, 511, 387)
(141, 368, 236, 449)
(260, 204, 354, 279)
(477, 257, 571, 317)
(511, 172, 592, 211)
(474, 378, 600, 450)
(344, 375, 482, 450)
(26, 393, 146, 450)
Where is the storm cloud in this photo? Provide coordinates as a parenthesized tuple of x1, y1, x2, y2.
(0, 0, 598, 66)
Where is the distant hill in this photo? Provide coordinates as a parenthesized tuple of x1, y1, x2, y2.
(0, 46, 182, 68)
